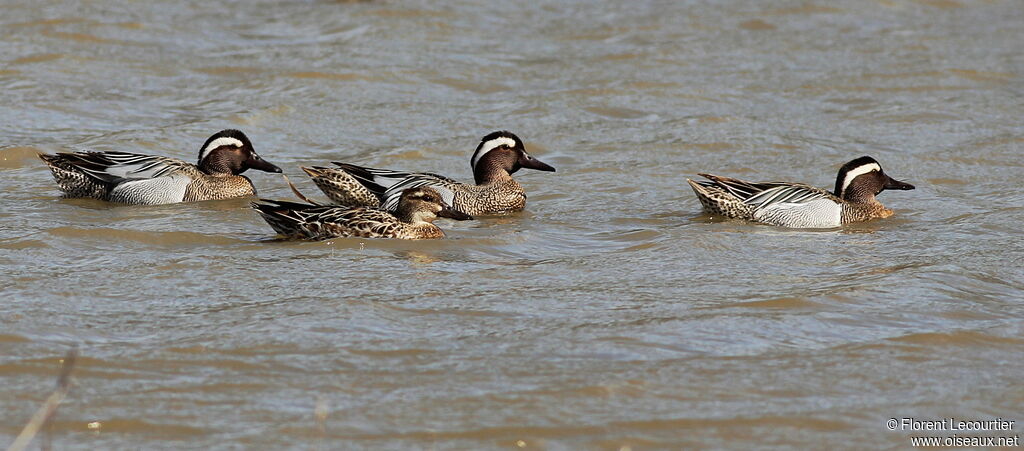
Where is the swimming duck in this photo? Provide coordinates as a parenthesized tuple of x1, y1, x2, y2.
(687, 156, 915, 228)
(252, 186, 473, 240)
(301, 131, 555, 216)
(39, 129, 282, 205)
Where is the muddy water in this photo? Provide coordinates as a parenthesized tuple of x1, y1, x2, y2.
(2, 0, 1023, 449)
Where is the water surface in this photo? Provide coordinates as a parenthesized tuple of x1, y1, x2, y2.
(2, 0, 1022, 449)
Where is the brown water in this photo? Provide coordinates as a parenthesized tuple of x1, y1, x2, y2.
(2, 0, 1023, 449)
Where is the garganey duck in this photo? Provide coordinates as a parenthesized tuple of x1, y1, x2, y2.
(687, 156, 915, 228)
(252, 186, 473, 240)
(39, 129, 282, 205)
(301, 131, 555, 216)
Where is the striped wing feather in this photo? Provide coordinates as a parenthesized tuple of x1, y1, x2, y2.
(57, 151, 189, 183)
(334, 163, 458, 212)
(696, 173, 792, 201)
(743, 184, 838, 209)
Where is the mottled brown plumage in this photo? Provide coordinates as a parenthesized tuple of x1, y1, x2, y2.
(252, 187, 473, 240)
(301, 166, 379, 207)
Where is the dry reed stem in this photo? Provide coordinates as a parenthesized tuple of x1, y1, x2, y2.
(7, 349, 78, 451)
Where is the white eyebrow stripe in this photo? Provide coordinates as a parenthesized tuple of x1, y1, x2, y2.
(471, 137, 517, 169)
(840, 163, 881, 195)
(201, 137, 244, 160)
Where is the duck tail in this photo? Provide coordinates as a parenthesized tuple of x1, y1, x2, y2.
(38, 152, 111, 199)
(303, 165, 381, 208)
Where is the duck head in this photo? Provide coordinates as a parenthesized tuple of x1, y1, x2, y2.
(395, 186, 473, 224)
(197, 129, 282, 175)
(834, 156, 915, 202)
(469, 131, 555, 184)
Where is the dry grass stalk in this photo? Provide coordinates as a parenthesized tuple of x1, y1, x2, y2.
(6, 349, 78, 451)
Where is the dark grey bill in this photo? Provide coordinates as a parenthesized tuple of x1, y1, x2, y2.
(437, 206, 473, 221)
(518, 153, 556, 172)
(247, 153, 283, 173)
(884, 175, 915, 191)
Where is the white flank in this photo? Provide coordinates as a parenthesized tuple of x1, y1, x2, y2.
(200, 137, 244, 160)
(754, 198, 842, 228)
(839, 163, 880, 196)
(471, 137, 517, 169)
(109, 174, 191, 205)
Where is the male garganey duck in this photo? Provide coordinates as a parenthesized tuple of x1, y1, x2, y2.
(301, 131, 555, 216)
(252, 186, 473, 240)
(687, 156, 915, 228)
(39, 129, 282, 205)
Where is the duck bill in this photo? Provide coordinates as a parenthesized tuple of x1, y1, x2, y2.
(247, 153, 283, 173)
(518, 153, 556, 172)
(437, 206, 473, 221)
(884, 175, 915, 191)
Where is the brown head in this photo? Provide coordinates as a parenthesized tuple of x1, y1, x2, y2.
(833, 156, 915, 203)
(394, 187, 473, 224)
(469, 131, 555, 185)
(197, 129, 282, 175)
